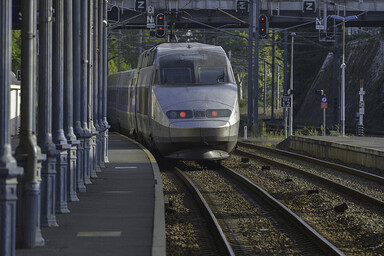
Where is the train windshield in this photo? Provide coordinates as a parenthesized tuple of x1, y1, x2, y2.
(162, 68, 193, 84)
(199, 67, 225, 83)
(158, 51, 234, 85)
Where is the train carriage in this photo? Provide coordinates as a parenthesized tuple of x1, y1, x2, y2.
(108, 42, 240, 160)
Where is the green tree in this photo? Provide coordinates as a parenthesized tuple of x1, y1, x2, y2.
(12, 30, 22, 75)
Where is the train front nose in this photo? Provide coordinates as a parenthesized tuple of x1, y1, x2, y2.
(154, 85, 240, 159)
(169, 120, 231, 143)
(163, 119, 238, 160)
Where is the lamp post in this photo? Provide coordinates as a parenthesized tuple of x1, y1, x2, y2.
(289, 32, 296, 136)
(330, 15, 357, 136)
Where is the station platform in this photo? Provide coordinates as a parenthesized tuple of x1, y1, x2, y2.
(277, 135, 384, 171)
(16, 133, 166, 256)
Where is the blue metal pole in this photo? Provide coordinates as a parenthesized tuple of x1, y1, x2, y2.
(93, 0, 102, 174)
(332, 29, 339, 127)
(247, 0, 253, 131)
(38, 0, 59, 227)
(283, 30, 288, 139)
(271, 30, 275, 119)
(98, 0, 106, 169)
(64, 0, 80, 202)
(15, 0, 46, 248)
(52, 0, 70, 214)
(103, 0, 111, 163)
(0, 0, 24, 254)
(253, 0, 260, 135)
(88, 0, 98, 180)
(82, 0, 93, 187)
(73, 0, 86, 193)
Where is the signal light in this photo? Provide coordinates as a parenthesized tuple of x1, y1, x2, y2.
(156, 13, 166, 38)
(166, 110, 193, 119)
(206, 109, 231, 118)
(179, 112, 186, 118)
(259, 15, 268, 38)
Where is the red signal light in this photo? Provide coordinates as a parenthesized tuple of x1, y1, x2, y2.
(259, 15, 268, 38)
(179, 112, 186, 118)
(211, 111, 218, 117)
(156, 13, 166, 38)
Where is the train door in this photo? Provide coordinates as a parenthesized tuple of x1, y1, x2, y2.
(132, 70, 139, 138)
(137, 66, 152, 138)
(147, 66, 155, 128)
(128, 72, 136, 135)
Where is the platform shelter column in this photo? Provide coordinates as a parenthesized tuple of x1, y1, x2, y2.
(52, 0, 70, 213)
(38, 0, 59, 227)
(73, 0, 86, 193)
(0, 0, 24, 254)
(81, 0, 93, 187)
(93, 0, 103, 174)
(15, 0, 46, 248)
(88, 0, 99, 180)
(98, 0, 107, 169)
(64, 0, 80, 202)
(103, 0, 110, 163)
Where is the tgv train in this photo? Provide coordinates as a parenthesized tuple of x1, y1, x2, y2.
(107, 42, 239, 160)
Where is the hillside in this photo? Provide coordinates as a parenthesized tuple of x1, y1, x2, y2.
(295, 35, 384, 132)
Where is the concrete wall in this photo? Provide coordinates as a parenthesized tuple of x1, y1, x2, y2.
(278, 136, 384, 171)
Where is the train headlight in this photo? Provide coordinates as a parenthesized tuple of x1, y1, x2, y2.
(166, 110, 193, 119)
(179, 111, 187, 118)
(206, 109, 231, 118)
(168, 111, 178, 119)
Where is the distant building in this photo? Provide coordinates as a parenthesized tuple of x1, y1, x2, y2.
(10, 72, 21, 136)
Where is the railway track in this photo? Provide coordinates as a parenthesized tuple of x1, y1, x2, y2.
(236, 142, 384, 209)
(172, 165, 235, 256)
(160, 162, 226, 256)
(227, 142, 384, 255)
(237, 142, 384, 183)
(170, 160, 344, 255)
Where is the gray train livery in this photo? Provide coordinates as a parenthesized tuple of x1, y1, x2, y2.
(107, 42, 240, 160)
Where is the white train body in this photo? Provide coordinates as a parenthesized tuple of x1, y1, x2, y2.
(107, 42, 239, 160)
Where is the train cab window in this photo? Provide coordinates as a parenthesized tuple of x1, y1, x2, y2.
(199, 67, 226, 83)
(162, 68, 193, 84)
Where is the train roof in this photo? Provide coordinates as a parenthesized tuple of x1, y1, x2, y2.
(135, 42, 229, 70)
(107, 69, 136, 87)
(154, 42, 225, 57)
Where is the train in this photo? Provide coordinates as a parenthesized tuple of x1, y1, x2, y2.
(107, 42, 240, 160)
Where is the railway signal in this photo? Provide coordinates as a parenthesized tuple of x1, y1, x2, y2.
(315, 89, 327, 136)
(156, 13, 166, 38)
(259, 15, 268, 38)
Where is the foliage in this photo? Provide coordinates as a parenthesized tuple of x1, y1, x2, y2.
(294, 127, 319, 136)
(12, 30, 22, 74)
(239, 99, 248, 113)
(108, 29, 166, 74)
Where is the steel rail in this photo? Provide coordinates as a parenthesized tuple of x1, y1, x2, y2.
(173, 166, 236, 256)
(235, 148, 384, 209)
(238, 141, 384, 185)
(216, 163, 345, 256)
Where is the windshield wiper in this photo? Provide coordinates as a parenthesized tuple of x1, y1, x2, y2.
(216, 74, 225, 83)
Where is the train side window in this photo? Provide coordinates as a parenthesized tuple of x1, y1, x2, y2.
(138, 55, 143, 68)
(199, 67, 226, 83)
(162, 68, 192, 84)
(154, 70, 160, 84)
